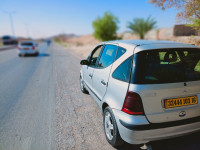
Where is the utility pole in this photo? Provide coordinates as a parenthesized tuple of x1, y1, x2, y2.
(4, 11, 16, 37)
(24, 23, 30, 39)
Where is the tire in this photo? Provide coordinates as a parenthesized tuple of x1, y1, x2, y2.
(103, 106, 124, 147)
(80, 75, 89, 94)
(33, 52, 38, 56)
(18, 54, 22, 57)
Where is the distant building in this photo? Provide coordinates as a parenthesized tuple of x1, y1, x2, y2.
(173, 25, 198, 36)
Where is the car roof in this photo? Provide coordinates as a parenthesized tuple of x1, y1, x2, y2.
(113, 40, 176, 45)
(105, 40, 197, 46)
(20, 41, 35, 44)
(100, 40, 199, 53)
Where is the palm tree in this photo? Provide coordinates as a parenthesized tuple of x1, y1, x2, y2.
(127, 16, 157, 39)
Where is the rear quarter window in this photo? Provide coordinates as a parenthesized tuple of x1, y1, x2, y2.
(112, 56, 133, 82)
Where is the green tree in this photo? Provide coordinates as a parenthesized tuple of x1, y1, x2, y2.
(92, 12, 119, 41)
(149, 0, 200, 32)
(127, 16, 157, 39)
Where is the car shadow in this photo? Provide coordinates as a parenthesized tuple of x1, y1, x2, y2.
(23, 53, 50, 57)
(116, 143, 141, 150)
(150, 131, 200, 150)
(38, 53, 50, 57)
(116, 131, 200, 150)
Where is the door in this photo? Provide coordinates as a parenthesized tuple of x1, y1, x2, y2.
(92, 44, 118, 106)
(83, 45, 103, 92)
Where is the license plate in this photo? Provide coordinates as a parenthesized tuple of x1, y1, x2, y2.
(164, 95, 198, 109)
(23, 48, 29, 50)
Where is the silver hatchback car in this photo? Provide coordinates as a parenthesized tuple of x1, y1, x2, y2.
(80, 40, 200, 147)
(17, 41, 39, 57)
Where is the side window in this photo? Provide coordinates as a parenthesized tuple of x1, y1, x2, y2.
(112, 56, 133, 82)
(115, 47, 126, 61)
(89, 45, 103, 67)
(97, 45, 118, 68)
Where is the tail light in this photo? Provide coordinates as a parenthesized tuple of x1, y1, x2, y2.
(122, 91, 144, 115)
(32, 46, 35, 50)
(17, 46, 20, 50)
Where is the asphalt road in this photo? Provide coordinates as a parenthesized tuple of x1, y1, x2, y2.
(0, 43, 55, 150)
(0, 43, 200, 150)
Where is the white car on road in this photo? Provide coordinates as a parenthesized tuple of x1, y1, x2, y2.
(80, 40, 200, 147)
(18, 41, 39, 57)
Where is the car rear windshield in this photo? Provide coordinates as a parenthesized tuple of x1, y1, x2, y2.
(131, 48, 200, 84)
(21, 43, 33, 46)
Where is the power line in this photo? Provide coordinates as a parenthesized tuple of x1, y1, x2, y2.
(4, 11, 16, 37)
(24, 23, 30, 38)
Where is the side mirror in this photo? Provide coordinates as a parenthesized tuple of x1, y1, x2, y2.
(80, 59, 89, 65)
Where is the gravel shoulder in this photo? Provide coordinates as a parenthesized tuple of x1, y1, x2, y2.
(52, 43, 115, 150)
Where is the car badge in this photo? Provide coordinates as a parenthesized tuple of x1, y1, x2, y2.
(179, 111, 186, 117)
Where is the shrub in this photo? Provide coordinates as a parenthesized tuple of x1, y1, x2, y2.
(92, 12, 119, 41)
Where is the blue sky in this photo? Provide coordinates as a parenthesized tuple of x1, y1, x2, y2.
(0, 0, 179, 38)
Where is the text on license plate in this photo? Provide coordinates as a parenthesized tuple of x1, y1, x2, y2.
(23, 48, 29, 50)
(164, 95, 198, 109)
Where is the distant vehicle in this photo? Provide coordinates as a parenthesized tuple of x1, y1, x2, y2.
(2, 35, 18, 45)
(17, 41, 39, 57)
(80, 40, 200, 147)
(46, 39, 51, 46)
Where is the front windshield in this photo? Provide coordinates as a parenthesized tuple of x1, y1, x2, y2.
(2, 36, 11, 40)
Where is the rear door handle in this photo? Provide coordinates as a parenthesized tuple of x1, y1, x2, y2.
(101, 80, 107, 86)
(89, 74, 93, 78)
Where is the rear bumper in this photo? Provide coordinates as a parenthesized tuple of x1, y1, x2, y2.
(18, 50, 38, 55)
(112, 109, 200, 144)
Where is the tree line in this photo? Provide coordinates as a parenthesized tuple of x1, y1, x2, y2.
(93, 0, 200, 41)
(92, 12, 157, 41)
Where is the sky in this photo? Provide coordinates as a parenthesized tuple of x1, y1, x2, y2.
(0, 0, 179, 39)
